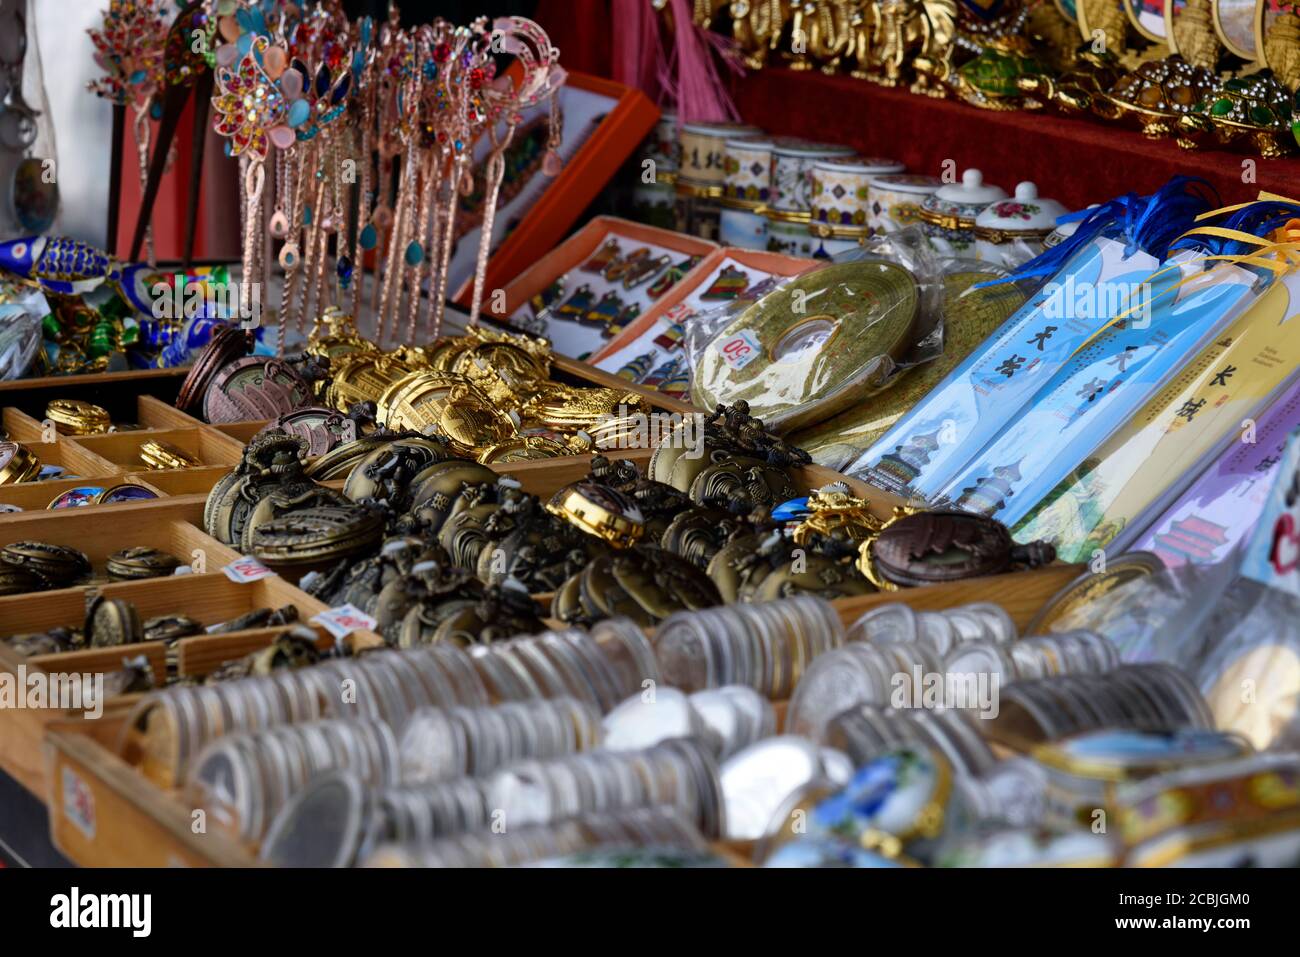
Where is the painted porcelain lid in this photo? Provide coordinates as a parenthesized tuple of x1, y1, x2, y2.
(932, 168, 1007, 205)
(681, 121, 762, 137)
(976, 182, 1071, 233)
(814, 156, 905, 174)
(770, 136, 856, 157)
(724, 133, 775, 152)
(868, 173, 942, 194)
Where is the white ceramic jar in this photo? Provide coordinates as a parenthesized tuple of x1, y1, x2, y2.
(867, 173, 943, 235)
(769, 138, 856, 215)
(974, 182, 1071, 267)
(678, 122, 762, 193)
(918, 169, 1009, 257)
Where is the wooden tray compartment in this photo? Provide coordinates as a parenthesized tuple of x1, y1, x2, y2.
(1, 572, 331, 654)
(2, 394, 203, 441)
(0, 438, 116, 481)
(59, 427, 244, 476)
(0, 512, 233, 584)
(0, 473, 149, 512)
(129, 465, 231, 497)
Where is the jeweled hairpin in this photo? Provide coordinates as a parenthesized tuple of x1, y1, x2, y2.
(88, 0, 170, 265)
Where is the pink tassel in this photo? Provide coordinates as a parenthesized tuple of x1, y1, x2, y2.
(656, 0, 743, 123)
(612, 0, 665, 102)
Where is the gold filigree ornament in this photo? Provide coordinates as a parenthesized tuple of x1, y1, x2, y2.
(520, 383, 649, 431)
(791, 487, 889, 547)
(1165, 0, 1223, 70)
(377, 371, 516, 456)
(305, 307, 375, 363)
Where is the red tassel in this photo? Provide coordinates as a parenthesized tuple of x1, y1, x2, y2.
(655, 0, 743, 123)
(612, 0, 665, 102)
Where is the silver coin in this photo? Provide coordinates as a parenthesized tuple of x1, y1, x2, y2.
(847, 603, 917, 645)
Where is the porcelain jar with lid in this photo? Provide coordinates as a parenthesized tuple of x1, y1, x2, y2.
(719, 134, 776, 250)
(919, 169, 1008, 256)
(974, 182, 1071, 267)
(678, 122, 763, 194)
(868, 174, 943, 235)
(769, 137, 856, 215)
(645, 111, 680, 180)
(811, 156, 905, 231)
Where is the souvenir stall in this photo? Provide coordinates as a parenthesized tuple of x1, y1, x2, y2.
(0, 0, 1299, 875)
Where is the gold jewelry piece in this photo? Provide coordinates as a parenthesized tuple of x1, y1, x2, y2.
(45, 399, 113, 435)
(139, 440, 201, 471)
(546, 481, 647, 548)
(791, 488, 887, 547)
(0, 441, 42, 485)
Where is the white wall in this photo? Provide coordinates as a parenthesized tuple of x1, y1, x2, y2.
(0, 0, 109, 244)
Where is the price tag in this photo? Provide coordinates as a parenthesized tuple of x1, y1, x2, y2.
(664, 303, 696, 323)
(222, 557, 275, 583)
(715, 329, 763, 371)
(312, 604, 378, 639)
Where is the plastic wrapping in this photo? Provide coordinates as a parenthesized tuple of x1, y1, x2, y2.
(685, 228, 944, 432)
(0, 287, 46, 380)
(935, 257, 1263, 523)
(1128, 393, 1300, 571)
(847, 233, 1167, 497)
(1034, 553, 1241, 669)
(791, 258, 1027, 470)
(1013, 261, 1300, 561)
(1195, 578, 1300, 751)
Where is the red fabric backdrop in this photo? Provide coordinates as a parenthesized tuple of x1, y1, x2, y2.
(116, 0, 1300, 260)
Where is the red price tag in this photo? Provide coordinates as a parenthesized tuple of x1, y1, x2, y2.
(717, 330, 762, 370)
(312, 604, 379, 639)
(222, 557, 275, 583)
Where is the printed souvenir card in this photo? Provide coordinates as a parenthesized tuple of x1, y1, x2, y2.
(592, 257, 776, 400)
(507, 234, 702, 361)
(1239, 427, 1300, 600)
(1014, 264, 1300, 560)
(937, 261, 1260, 526)
(1132, 379, 1300, 567)
(850, 236, 1162, 498)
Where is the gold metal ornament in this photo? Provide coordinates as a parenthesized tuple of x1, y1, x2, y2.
(870, 0, 959, 95)
(1165, 0, 1223, 69)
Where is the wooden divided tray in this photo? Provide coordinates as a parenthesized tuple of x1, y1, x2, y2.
(38, 562, 1079, 867)
(0, 500, 353, 796)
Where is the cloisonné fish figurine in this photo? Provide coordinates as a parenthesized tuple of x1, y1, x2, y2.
(0, 236, 153, 314)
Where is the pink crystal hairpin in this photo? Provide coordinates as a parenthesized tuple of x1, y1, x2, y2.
(466, 16, 565, 326)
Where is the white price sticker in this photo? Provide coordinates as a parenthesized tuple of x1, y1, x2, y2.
(222, 557, 275, 583)
(312, 604, 378, 639)
(715, 329, 763, 370)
